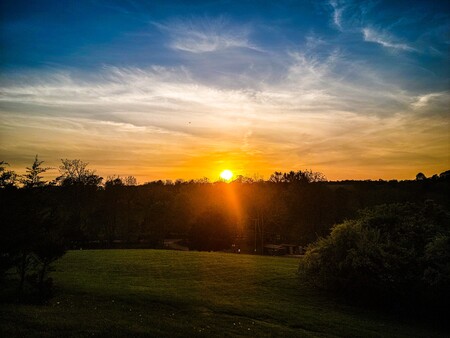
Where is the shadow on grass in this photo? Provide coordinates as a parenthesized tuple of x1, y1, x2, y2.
(0, 277, 55, 305)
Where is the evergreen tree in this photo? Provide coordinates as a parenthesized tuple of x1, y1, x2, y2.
(21, 155, 51, 188)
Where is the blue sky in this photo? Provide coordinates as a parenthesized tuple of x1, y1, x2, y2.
(0, 0, 449, 181)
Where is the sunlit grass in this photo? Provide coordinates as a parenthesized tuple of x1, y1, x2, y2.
(0, 250, 446, 337)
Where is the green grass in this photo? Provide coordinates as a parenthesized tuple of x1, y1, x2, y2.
(0, 249, 446, 337)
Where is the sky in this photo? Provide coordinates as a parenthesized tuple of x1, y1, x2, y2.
(0, 0, 449, 182)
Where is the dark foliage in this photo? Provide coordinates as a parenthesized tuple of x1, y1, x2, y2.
(299, 202, 450, 309)
(189, 208, 236, 251)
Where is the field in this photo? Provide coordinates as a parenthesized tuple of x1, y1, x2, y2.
(0, 250, 446, 337)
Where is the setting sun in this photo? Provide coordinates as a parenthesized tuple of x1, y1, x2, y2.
(220, 169, 233, 181)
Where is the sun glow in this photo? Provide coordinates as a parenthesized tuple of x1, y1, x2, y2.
(220, 169, 233, 181)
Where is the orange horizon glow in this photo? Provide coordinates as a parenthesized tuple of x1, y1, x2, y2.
(5, 155, 449, 185)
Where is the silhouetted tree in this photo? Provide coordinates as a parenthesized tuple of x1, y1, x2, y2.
(0, 161, 17, 188)
(55, 159, 102, 244)
(1, 183, 66, 300)
(21, 155, 51, 189)
(304, 169, 327, 183)
(26, 204, 66, 300)
(269, 170, 326, 184)
(232, 175, 254, 184)
(56, 159, 102, 186)
(416, 172, 427, 180)
(269, 171, 284, 183)
(439, 170, 450, 180)
(105, 175, 124, 188)
(123, 175, 137, 186)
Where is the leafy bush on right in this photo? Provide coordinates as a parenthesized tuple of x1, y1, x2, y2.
(299, 201, 450, 307)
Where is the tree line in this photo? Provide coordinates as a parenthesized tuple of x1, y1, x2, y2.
(1, 156, 449, 300)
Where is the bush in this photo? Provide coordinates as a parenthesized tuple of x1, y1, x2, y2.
(299, 202, 450, 307)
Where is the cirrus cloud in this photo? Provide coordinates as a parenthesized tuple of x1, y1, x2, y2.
(154, 16, 262, 53)
(362, 27, 416, 52)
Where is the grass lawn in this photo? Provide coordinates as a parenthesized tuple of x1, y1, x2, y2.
(0, 249, 447, 337)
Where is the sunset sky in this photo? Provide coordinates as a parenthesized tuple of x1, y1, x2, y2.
(1, 0, 449, 182)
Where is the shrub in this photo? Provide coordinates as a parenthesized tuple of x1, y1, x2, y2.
(299, 202, 450, 307)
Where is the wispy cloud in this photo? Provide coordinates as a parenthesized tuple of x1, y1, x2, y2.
(411, 92, 450, 113)
(362, 27, 416, 52)
(154, 17, 261, 53)
(329, 0, 344, 30)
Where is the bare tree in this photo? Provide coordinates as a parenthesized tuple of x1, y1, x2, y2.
(56, 159, 102, 186)
(123, 176, 137, 186)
